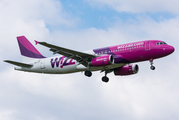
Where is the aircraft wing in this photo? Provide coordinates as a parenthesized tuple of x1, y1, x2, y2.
(36, 41, 96, 66)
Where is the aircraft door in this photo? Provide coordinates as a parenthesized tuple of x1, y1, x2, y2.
(145, 41, 151, 51)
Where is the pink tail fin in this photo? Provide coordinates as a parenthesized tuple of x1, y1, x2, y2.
(17, 36, 45, 58)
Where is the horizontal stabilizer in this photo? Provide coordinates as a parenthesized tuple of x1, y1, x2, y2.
(4, 60, 33, 68)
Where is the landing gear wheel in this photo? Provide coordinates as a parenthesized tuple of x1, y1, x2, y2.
(149, 59, 156, 70)
(84, 70, 92, 77)
(150, 66, 155, 70)
(102, 76, 109, 83)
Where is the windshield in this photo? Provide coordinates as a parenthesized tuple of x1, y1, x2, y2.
(156, 42, 167, 45)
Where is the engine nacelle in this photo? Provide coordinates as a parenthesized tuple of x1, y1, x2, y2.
(114, 64, 139, 76)
(90, 55, 114, 66)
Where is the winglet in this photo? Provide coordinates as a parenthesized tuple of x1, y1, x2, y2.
(34, 40, 39, 45)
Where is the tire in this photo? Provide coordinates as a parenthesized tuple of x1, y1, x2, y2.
(84, 71, 92, 77)
(102, 76, 109, 83)
(150, 66, 155, 70)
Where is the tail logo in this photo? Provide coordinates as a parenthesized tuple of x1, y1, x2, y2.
(17, 36, 45, 58)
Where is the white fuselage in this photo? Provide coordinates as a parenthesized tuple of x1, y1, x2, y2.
(15, 53, 125, 74)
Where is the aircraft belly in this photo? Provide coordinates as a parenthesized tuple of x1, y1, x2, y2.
(56, 64, 79, 74)
(42, 63, 79, 74)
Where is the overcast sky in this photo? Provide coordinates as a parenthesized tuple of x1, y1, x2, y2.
(0, 0, 179, 120)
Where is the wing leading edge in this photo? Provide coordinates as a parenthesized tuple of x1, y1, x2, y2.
(36, 41, 96, 66)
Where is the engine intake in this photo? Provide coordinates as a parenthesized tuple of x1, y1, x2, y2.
(90, 55, 114, 66)
(114, 64, 139, 76)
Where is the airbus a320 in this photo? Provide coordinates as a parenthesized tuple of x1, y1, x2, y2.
(4, 36, 175, 83)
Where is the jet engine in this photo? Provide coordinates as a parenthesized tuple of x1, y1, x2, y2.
(90, 55, 114, 66)
(114, 64, 139, 76)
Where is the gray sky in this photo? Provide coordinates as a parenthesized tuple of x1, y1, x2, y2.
(0, 0, 179, 120)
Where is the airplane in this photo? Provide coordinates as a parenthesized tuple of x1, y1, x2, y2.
(4, 36, 175, 83)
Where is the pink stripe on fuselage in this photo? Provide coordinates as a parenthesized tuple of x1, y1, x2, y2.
(109, 41, 145, 51)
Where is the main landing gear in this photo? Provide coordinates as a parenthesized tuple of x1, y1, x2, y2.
(84, 70, 109, 83)
(84, 61, 110, 83)
(102, 76, 109, 83)
(84, 63, 92, 77)
(84, 70, 110, 83)
(84, 70, 92, 77)
(149, 59, 155, 70)
(102, 71, 109, 83)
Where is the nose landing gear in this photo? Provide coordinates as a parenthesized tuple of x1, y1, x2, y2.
(150, 66, 155, 70)
(149, 59, 155, 70)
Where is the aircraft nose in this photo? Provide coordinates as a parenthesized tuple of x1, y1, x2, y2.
(169, 46, 175, 53)
(165, 45, 175, 54)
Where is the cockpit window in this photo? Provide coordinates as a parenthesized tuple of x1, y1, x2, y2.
(156, 42, 167, 45)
